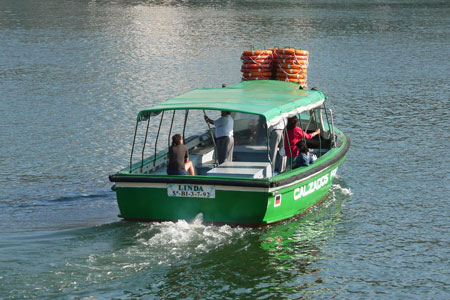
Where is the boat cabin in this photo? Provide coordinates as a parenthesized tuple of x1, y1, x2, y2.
(123, 81, 338, 179)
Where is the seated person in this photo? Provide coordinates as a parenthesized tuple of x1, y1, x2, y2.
(284, 115, 320, 167)
(295, 140, 315, 167)
(167, 134, 195, 175)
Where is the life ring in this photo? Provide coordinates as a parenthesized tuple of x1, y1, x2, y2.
(277, 72, 307, 79)
(242, 72, 272, 78)
(277, 58, 309, 65)
(277, 71, 306, 77)
(242, 50, 272, 56)
(278, 62, 308, 69)
(275, 54, 309, 60)
(241, 63, 272, 69)
(241, 68, 272, 73)
(241, 58, 273, 64)
(242, 77, 271, 81)
(277, 68, 307, 75)
(277, 77, 307, 84)
(275, 48, 309, 56)
(241, 54, 272, 61)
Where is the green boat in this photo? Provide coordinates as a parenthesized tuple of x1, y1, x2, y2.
(109, 80, 350, 226)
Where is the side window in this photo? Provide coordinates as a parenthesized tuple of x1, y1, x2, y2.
(298, 111, 312, 131)
(232, 113, 267, 146)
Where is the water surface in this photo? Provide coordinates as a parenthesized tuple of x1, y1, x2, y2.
(1, 0, 449, 299)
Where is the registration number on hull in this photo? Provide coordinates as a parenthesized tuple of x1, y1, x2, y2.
(168, 184, 215, 198)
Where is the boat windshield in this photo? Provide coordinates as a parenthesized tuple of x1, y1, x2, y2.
(233, 112, 268, 147)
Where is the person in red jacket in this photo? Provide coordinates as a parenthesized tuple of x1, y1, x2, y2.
(283, 116, 320, 167)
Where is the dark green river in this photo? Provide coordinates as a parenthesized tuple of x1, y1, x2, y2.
(1, 0, 449, 299)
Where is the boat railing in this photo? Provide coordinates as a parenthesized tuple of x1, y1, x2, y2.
(127, 134, 211, 175)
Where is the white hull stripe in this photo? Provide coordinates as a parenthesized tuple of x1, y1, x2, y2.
(268, 164, 335, 192)
(115, 182, 269, 193)
(115, 165, 336, 193)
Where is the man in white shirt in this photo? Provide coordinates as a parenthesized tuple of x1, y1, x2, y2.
(204, 111, 234, 164)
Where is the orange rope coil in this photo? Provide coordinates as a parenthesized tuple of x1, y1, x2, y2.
(241, 63, 272, 69)
(278, 73, 307, 79)
(277, 67, 307, 75)
(242, 50, 273, 56)
(242, 76, 271, 81)
(278, 77, 307, 84)
(241, 54, 272, 60)
(241, 58, 273, 64)
(275, 54, 308, 61)
(240, 48, 309, 87)
(242, 72, 272, 78)
(279, 62, 308, 69)
(274, 48, 309, 56)
(241, 68, 272, 73)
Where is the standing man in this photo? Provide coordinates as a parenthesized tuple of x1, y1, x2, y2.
(269, 117, 287, 174)
(204, 111, 234, 164)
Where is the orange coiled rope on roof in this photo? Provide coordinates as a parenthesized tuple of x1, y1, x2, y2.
(244, 76, 272, 81)
(239, 47, 310, 88)
(277, 66, 308, 75)
(278, 62, 308, 68)
(242, 72, 272, 78)
(279, 77, 307, 84)
(278, 72, 307, 79)
(272, 48, 309, 89)
(241, 57, 273, 64)
(242, 50, 273, 56)
(241, 49, 273, 81)
(276, 55, 309, 61)
(241, 63, 272, 69)
(275, 48, 309, 56)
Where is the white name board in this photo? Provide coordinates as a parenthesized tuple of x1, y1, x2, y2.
(168, 184, 215, 198)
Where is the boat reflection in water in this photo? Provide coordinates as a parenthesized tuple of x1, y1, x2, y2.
(256, 180, 351, 296)
(117, 180, 351, 299)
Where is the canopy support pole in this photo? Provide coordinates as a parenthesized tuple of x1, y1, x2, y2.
(140, 118, 151, 173)
(323, 104, 332, 149)
(168, 110, 175, 149)
(154, 111, 165, 167)
(318, 115, 322, 157)
(298, 114, 306, 143)
(318, 106, 324, 156)
(183, 110, 189, 141)
(203, 110, 218, 166)
(265, 122, 273, 176)
(284, 126, 293, 171)
(129, 119, 140, 173)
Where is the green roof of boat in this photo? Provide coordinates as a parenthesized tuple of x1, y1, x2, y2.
(138, 80, 327, 125)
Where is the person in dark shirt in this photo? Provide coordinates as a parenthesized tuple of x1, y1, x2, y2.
(167, 134, 195, 175)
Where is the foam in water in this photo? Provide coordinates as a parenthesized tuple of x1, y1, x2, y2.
(128, 213, 248, 265)
(332, 183, 353, 196)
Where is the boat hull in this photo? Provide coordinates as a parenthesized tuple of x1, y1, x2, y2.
(112, 158, 345, 226)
